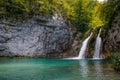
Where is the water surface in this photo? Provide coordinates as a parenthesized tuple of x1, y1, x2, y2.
(0, 58, 119, 80)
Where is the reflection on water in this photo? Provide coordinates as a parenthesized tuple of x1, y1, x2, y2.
(78, 60, 104, 80)
(77, 59, 120, 80)
(79, 60, 88, 79)
(0, 58, 120, 80)
(94, 61, 103, 80)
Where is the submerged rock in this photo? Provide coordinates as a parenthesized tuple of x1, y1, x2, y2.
(0, 15, 72, 57)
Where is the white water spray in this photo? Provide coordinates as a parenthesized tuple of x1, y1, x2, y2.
(66, 33, 92, 60)
(78, 33, 93, 59)
(93, 29, 102, 59)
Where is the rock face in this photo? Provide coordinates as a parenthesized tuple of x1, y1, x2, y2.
(104, 17, 120, 53)
(0, 14, 72, 57)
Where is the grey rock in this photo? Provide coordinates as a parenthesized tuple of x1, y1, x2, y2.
(0, 14, 72, 57)
(0, 45, 7, 51)
(104, 17, 120, 52)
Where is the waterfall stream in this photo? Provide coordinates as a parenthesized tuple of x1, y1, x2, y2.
(93, 29, 102, 59)
(78, 33, 93, 59)
(66, 33, 92, 59)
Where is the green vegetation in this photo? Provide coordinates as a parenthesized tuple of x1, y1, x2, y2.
(110, 53, 120, 72)
(99, 0, 120, 28)
(0, 0, 120, 32)
(0, 0, 102, 32)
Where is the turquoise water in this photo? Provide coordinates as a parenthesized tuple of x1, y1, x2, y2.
(0, 58, 120, 80)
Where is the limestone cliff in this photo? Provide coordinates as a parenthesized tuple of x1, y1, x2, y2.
(0, 14, 72, 57)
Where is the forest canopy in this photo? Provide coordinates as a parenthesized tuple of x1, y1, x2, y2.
(0, 0, 119, 32)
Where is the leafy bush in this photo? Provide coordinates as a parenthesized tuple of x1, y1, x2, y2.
(111, 53, 120, 72)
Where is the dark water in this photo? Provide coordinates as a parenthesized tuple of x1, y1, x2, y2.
(0, 58, 119, 80)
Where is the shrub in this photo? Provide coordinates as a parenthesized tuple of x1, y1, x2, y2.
(110, 53, 120, 72)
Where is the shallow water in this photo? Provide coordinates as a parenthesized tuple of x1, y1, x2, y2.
(0, 58, 119, 80)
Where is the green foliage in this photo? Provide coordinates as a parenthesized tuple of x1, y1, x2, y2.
(0, 0, 119, 33)
(0, 0, 31, 17)
(110, 53, 120, 72)
(0, 0, 53, 18)
(0, 0, 97, 32)
(74, 0, 90, 32)
(89, 2, 104, 29)
(99, 0, 120, 28)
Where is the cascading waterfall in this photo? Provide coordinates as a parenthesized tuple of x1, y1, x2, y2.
(66, 33, 92, 59)
(93, 29, 102, 59)
(78, 33, 93, 59)
(67, 28, 103, 60)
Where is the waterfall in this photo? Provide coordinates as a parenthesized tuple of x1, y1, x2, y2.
(78, 33, 93, 59)
(93, 29, 102, 59)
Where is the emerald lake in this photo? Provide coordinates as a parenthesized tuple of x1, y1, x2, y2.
(0, 58, 120, 80)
